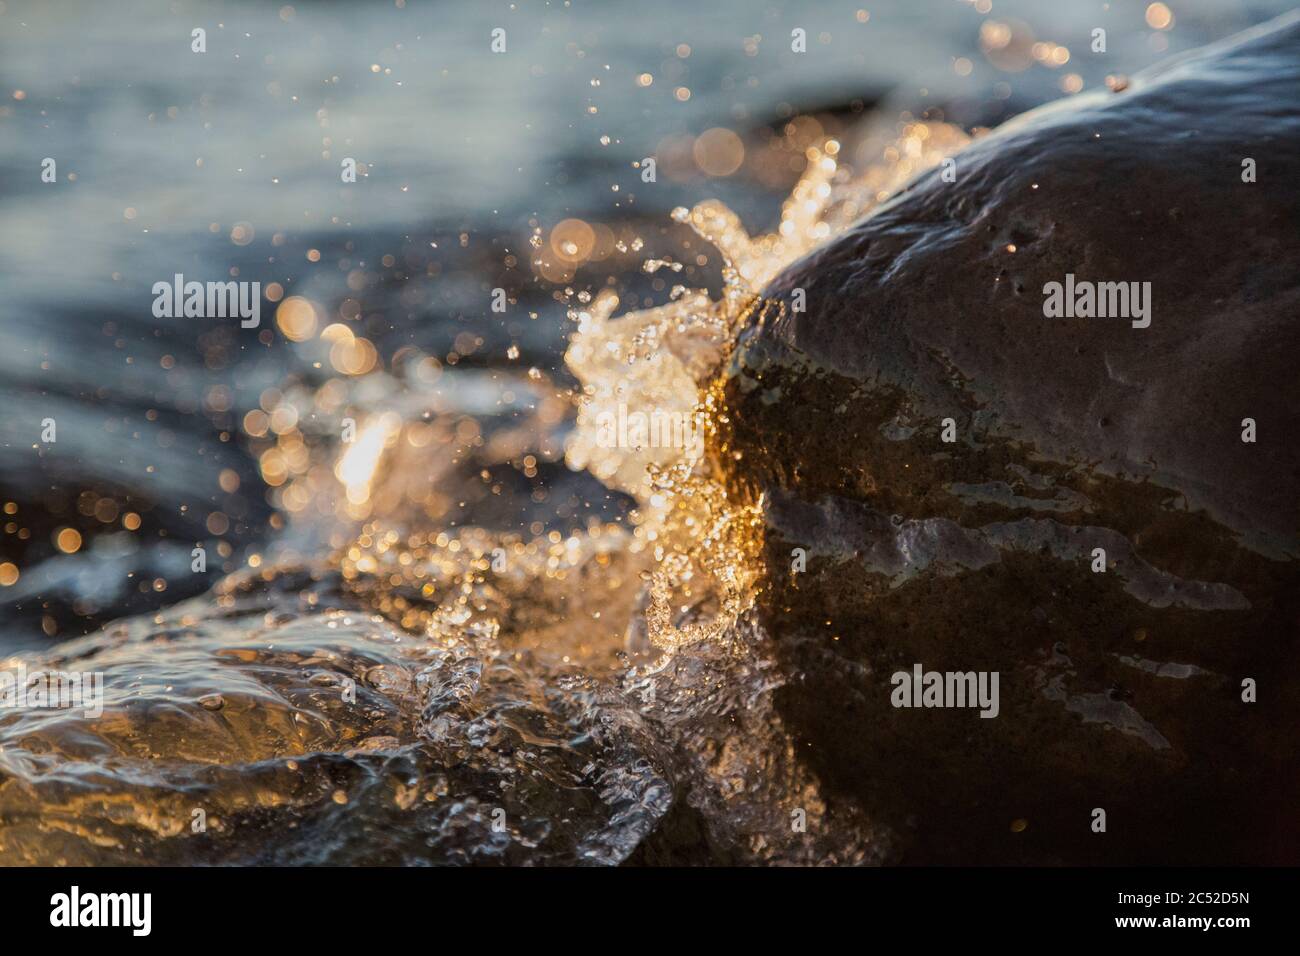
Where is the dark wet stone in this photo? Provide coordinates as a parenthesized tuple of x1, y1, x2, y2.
(722, 14, 1300, 863)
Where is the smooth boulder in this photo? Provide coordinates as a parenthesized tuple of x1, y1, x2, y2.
(720, 13, 1300, 864)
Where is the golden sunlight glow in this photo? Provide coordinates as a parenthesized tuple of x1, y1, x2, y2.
(335, 413, 402, 507)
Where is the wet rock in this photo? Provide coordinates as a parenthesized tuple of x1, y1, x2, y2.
(722, 14, 1300, 863)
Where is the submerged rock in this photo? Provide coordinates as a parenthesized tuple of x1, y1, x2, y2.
(722, 14, 1300, 863)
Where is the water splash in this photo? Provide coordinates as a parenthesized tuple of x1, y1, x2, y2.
(563, 127, 969, 652)
(0, 121, 970, 865)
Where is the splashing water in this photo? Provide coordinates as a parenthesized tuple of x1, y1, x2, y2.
(0, 122, 969, 865)
(564, 126, 970, 652)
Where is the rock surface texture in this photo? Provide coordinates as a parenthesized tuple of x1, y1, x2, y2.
(722, 13, 1300, 863)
